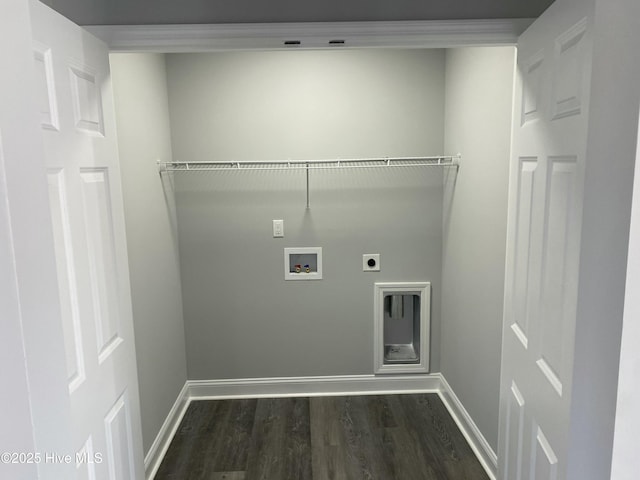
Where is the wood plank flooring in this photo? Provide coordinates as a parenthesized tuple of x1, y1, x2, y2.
(155, 394, 489, 480)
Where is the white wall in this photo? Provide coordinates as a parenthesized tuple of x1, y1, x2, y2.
(611, 104, 640, 480)
(110, 53, 188, 455)
(440, 47, 515, 452)
(166, 49, 446, 379)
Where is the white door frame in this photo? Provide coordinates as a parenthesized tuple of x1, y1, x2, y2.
(90, 13, 640, 477)
(86, 19, 529, 52)
(4, 2, 638, 479)
(94, 12, 640, 478)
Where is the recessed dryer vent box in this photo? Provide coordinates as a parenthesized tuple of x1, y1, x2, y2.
(284, 247, 322, 280)
(374, 282, 430, 374)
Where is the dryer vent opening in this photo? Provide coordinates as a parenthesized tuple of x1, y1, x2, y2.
(374, 282, 430, 375)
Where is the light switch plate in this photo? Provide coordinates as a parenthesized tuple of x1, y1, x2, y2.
(363, 254, 380, 271)
(273, 219, 284, 237)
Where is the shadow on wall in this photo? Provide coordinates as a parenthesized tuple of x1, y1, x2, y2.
(442, 164, 459, 235)
(160, 170, 179, 247)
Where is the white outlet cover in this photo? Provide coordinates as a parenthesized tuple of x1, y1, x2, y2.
(363, 254, 380, 271)
(273, 219, 284, 237)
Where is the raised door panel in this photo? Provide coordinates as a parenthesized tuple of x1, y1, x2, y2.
(530, 426, 559, 480)
(503, 381, 526, 480)
(510, 157, 542, 349)
(104, 392, 136, 480)
(33, 43, 59, 131)
(69, 63, 105, 136)
(522, 52, 545, 126)
(47, 168, 86, 392)
(551, 20, 588, 121)
(75, 437, 98, 480)
(79, 168, 122, 363)
(537, 157, 579, 397)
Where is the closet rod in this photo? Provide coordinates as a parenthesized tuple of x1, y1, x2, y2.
(157, 155, 460, 173)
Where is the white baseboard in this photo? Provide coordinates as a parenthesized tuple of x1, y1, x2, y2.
(145, 382, 191, 480)
(145, 373, 496, 480)
(188, 373, 440, 399)
(437, 374, 498, 480)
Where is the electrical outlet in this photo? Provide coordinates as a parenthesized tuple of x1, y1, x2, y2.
(363, 254, 380, 272)
(273, 219, 284, 237)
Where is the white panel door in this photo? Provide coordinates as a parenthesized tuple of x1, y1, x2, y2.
(498, 1, 594, 479)
(30, 1, 145, 478)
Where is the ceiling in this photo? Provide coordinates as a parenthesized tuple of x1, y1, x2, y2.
(42, 0, 555, 26)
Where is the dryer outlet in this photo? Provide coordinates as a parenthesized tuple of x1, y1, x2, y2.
(363, 254, 381, 272)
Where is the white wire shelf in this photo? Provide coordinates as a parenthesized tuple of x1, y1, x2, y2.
(158, 155, 460, 208)
(157, 155, 460, 172)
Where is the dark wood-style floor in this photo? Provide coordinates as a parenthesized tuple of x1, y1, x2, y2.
(155, 394, 489, 480)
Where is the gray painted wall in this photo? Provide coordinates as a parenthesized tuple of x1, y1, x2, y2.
(441, 47, 515, 451)
(165, 49, 446, 379)
(39, 0, 108, 26)
(108, 0, 552, 25)
(110, 53, 188, 455)
(39, 0, 553, 27)
(166, 50, 445, 162)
